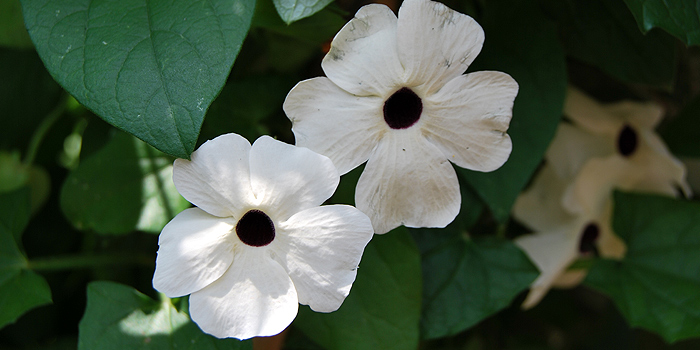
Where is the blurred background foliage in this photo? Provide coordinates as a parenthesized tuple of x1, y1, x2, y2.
(1, 0, 700, 349)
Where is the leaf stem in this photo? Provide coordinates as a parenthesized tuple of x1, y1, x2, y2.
(23, 95, 69, 165)
(27, 253, 153, 272)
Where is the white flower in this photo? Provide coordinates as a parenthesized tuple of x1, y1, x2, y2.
(152, 134, 374, 339)
(283, 0, 518, 234)
(513, 87, 690, 309)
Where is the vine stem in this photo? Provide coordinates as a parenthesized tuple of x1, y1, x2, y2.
(27, 253, 153, 272)
(23, 95, 69, 166)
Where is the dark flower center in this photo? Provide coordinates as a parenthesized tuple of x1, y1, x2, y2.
(236, 209, 275, 247)
(617, 125, 638, 157)
(383, 87, 422, 129)
(579, 223, 600, 254)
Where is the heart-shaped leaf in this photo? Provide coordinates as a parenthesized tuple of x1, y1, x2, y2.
(22, 0, 256, 158)
(585, 192, 700, 343)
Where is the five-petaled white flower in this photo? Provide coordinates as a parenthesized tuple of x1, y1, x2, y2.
(283, 0, 518, 234)
(512, 87, 690, 309)
(152, 134, 374, 339)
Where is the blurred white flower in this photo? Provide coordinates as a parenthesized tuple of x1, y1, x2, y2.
(513, 87, 690, 309)
(284, 0, 518, 234)
(152, 134, 374, 339)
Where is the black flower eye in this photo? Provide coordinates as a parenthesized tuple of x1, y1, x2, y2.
(236, 209, 275, 247)
(383, 87, 423, 129)
(617, 125, 638, 157)
(579, 223, 600, 255)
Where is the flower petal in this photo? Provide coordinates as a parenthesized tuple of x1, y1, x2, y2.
(321, 4, 403, 96)
(607, 100, 663, 130)
(153, 208, 235, 297)
(422, 71, 516, 172)
(284, 77, 385, 175)
(512, 165, 574, 232)
(173, 133, 254, 218)
(189, 247, 298, 340)
(564, 86, 623, 135)
(396, 0, 485, 94)
(545, 123, 613, 180)
(275, 205, 374, 312)
(635, 131, 691, 197)
(515, 224, 581, 309)
(356, 131, 460, 234)
(249, 136, 340, 222)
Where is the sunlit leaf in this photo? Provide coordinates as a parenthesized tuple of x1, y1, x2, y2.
(461, 0, 566, 222)
(22, 0, 255, 158)
(273, 0, 333, 24)
(294, 228, 422, 350)
(60, 131, 189, 235)
(0, 189, 52, 329)
(78, 281, 251, 350)
(253, 0, 345, 44)
(623, 0, 700, 46)
(585, 192, 700, 343)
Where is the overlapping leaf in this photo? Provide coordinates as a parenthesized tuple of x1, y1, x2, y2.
(60, 131, 189, 235)
(294, 229, 422, 350)
(544, 0, 676, 86)
(22, 0, 255, 158)
(461, 0, 566, 222)
(585, 192, 700, 343)
(623, 0, 700, 46)
(0, 189, 52, 329)
(78, 281, 251, 350)
(273, 0, 334, 24)
(412, 229, 538, 339)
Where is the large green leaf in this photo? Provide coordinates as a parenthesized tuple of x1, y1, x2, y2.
(659, 94, 700, 158)
(273, 0, 333, 24)
(411, 229, 538, 339)
(544, 0, 676, 86)
(585, 192, 700, 343)
(0, 189, 52, 329)
(294, 228, 422, 350)
(0, 0, 34, 49)
(21, 0, 255, 159)
(78, 281, 251, 350)
(461, 0, 567, 222)
(60, 131, 190, 235)
(623, 0, 700, 46)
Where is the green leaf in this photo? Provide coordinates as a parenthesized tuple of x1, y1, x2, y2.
(623, 0, 700, 46)
(21, 0, 255, 159)
(411, 229, 538, 339)
(585, 192, 700, 343)
(253, 0, 345, 44)
(78, 281, 251, 350)
(0, 189, 52, 329)
(659, 94, 700, 157)
(272, 0, 333, 24)
(60, 131, 190, 235)
(544, 0, 676, 87)
(461, 0, 567, 222)
(294, 228, 422, 350)
(0, 0, 34, 49)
